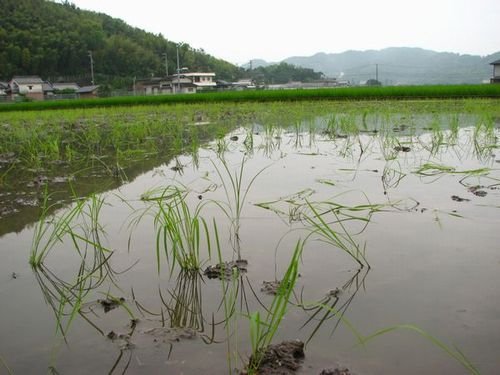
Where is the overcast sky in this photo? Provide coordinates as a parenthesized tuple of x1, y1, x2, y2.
(69, 0, 500, 65)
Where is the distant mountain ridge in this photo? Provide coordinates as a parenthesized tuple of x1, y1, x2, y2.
(250, 48, 500, 84)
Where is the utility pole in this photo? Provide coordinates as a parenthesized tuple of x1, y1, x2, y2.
(249, 59, 253, 70)
(375, 63, 379, 82)
(163, 52, 168, 77)
(88, 51, 95, 85)
(176, 44, 181, 94)
(133, 76, 136, 96)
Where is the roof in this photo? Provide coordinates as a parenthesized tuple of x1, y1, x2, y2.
(182, 72, 216, 77)
(490, 59, 500, 65)
(42, 82, 54, 92)
(11, 76, 44, 84)
(52, 83, 80, 90)
(0, 82, 9, 89)
(78, 85, 99, 94)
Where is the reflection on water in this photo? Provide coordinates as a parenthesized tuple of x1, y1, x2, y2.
(1, 102, 500, 374)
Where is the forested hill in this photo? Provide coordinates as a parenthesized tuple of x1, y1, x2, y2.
(0, 0, 242, 84)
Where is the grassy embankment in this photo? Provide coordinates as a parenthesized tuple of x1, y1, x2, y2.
(1, 84, 500, 112)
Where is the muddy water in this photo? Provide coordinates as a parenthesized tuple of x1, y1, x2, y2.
(1, 108, 500, 374)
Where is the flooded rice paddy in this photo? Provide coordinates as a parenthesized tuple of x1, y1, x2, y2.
(1, 100, 499, 374)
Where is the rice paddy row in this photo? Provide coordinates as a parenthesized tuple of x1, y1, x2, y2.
(1, 84, 500, 112)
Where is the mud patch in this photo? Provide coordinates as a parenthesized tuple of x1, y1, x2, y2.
(143, 327, 197, 343)
(98, 297, 125, 313)
(394, 145, 411, 152)
(451, 195, 470, 202)
(261, 280, 292, 295)
(468, 186, 488, 197)
(204, 259, 248, 280)
(319, 368, 351, 375)
(243, 340, 305, 375)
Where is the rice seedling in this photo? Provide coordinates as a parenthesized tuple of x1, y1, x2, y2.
(472, 114, 497, 161)
(3, 85, 499, 113)
(245, 239, 304, 374)
(29, 188, 84, 268)
(302, 200, 372, 268)
(208, 156, 268, 254)
(147, 186, 212, 272)
(414, 163, 490, 177)
(446, 114, 460, 144)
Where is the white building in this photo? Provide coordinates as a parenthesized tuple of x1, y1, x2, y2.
(9, 76, 44, 100)
(177, 72, 216, 88)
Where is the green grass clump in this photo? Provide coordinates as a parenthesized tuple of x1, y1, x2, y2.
(142, 186, 212, 272)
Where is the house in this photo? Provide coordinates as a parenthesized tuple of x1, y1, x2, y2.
(233, 79, 256, 89)
(0, 82, 9, 96)
(177, 72, 216, 89)
(9, 76, 44, 100)
(42, 82, 54, 97)
(490, 59, 500, 83)
(135, 77, 174, 95)
(77, 85, 100, 99)
(169, 77, 197, 94)
(52, 83, 80, 92)
(135, 76, 197, 95)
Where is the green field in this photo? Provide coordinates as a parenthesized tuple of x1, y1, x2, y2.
(2, 84, 500, 112)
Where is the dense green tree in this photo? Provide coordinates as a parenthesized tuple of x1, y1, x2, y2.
(0, 0, 242, 86)
(248, 62, 324, 84)
(0, 0, 324, 88)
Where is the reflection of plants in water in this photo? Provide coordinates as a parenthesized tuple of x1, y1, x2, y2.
(164, 270, 204, 330)
(243, 126, 254, 156)
(361, 325, 480, 375)
(29, 190, 121, 340)
(297, 267, 480, 374)
(255, 123, 283, 158)
(33, 260, 116, 340)
(299, 268, 369, 345)
(382, 160, 407, 196)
